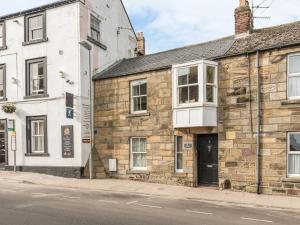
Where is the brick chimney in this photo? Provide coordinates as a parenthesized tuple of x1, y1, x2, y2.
(136, 32, 145, 56)
(235, 0, 253, 36)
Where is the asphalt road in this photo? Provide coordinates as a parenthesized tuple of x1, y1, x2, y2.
(0, 180, 299, 225)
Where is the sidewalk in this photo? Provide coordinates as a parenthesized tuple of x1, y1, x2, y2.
(1, 171, 300, 211)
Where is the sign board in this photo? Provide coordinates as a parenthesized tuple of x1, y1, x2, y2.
(11, 131, 16, 151)
(183, 142, 193, 149)
(7, 120, 14, 132)
(66, 107, 74, 119)
(82, 138, 91, 144)
(61, 125, 74, 158)
(66, 92, 74, 108)
(81, 104, 91, 141)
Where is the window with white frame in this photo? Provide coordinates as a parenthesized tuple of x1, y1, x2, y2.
(130, 137, 147, 170)
(177, 66, 199, 104)
(0, 22, 5, 48)
(131, 80, 147, 113)
(25, 13, 45, 42)
(205, 65, 217, 103)
(0, 64, 6, 99)
(175, 136, 183, 172)
(91, 15, 101, 42)
(288, 54, 300, 99)
(26, 116, 47, 154)
(26, 57, 47, 97)
(288, 132, 300, 177)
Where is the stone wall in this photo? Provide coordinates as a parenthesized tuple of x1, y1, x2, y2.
(218, 46, 300, 196)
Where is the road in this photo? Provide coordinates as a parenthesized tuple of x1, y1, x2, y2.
(0, 180, 299, 225)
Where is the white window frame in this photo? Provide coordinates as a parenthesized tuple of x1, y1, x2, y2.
(172, 60, 218, 109)
(31, 120, 45, 153)
(175, 136, 183, 173)
(130, 79, 147, 114)
(130, 137, 147, 171)
(287, 53, 300, 100)
(25, 13, 45, 42)
(90, 14, 101, 42)
(204, 64, 218, 105)
(287, 132, 300, 177)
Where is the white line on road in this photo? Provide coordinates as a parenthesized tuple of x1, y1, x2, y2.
(186, 210, 213, 215)
(98, 200, 119, 204)
(61, 196, 80, 199)
(135, 203, 162, 209)
(241, 217, 273, 223)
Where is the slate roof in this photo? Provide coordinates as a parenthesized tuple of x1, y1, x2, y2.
(94, 21, 300, 81)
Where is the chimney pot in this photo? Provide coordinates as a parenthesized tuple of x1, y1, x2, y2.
(136, 32, 145, 56)
(235, 0, 253, 36)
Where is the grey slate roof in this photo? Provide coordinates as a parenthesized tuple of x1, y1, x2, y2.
(94, 21, 300, 81)
(0, 0, 78, 21)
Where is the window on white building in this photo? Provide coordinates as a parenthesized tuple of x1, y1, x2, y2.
(206, 65, 217, 103)
(0, 22, 5, 48)
(288, 54, 300, 99)
(25, 13, 45, 42)
(0, 64, 6, 99)
(288, 132, 300, 177)
(175, 136, 183, 172)
(177, 66, 199, 104)
(26, 58, 47, 97)
(26, 116, 47, 155)
(130, 137, 147, 170)
(131, 80, 147, 113)
(91, 15, 101, 42)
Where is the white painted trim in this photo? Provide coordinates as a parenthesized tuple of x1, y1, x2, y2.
(287, 53, 300, 100)
(175, 136, 184, 173)
(287, 132, 300, 177)
(130, 137, 147, 171)
(130, 79, 147, 114)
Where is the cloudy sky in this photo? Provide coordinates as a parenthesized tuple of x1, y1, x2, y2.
(1, 0, 300, 53)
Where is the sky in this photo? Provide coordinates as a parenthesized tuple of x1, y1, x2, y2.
(1, 0, 300, 53)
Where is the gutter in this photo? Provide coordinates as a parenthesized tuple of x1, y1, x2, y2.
(256, 50, 261, 194)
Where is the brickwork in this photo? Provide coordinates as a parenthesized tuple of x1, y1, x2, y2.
(235, 0, 253, 35)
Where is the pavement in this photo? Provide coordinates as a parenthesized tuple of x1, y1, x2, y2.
(0, 171, 300, 211)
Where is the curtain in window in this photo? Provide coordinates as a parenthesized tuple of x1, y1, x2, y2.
(289, 77, 300, 98)
(288, 154, 300, 175)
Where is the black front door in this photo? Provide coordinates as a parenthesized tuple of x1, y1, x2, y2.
(197, 134, 218, 185)
(0, 120, 7, 165)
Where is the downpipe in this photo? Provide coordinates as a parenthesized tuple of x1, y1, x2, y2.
(256, 51, 261, 194)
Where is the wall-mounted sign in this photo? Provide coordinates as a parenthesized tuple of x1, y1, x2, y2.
(81, 104, 91, 141)
(184, 142, 193, 149)
(66, 92, 74, 108)
(62, 125, 74, 158)
(82, 138, 91, 144)
(7, 120, 14, 132)
(11, 131, 16, 151)
(66, 108, 74, 119)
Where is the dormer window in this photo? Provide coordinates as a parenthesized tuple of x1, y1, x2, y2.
(172, 60, 218, 128)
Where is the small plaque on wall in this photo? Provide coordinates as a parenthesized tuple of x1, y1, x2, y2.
(62, 125, 74, 158)
(183, 142, 193, 149)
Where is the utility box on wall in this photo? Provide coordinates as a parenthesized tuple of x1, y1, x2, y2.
(109, 159, 117, 172)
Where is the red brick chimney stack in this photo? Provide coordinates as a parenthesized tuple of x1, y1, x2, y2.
(235, 0, 253, 36)
(136, 32, 146, 56)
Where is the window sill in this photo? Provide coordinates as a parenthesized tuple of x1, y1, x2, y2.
(282, 178, 300, 183)
(25, 153, 49, 157)
(281, 99, 300, 105)
(0, 97, 8, 102)
(87, 36, 107, 50)
(24, 94, 49, 100)
(0, 46, 7, 51)
(126, 170, 149, 175)
(173, 172, 188, 177)
(127, 112, 150, 118)
(22, 38, 48, 46)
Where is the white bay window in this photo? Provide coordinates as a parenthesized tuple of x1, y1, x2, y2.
(288, 133, 300, 177)
(172, 60, 218, 128)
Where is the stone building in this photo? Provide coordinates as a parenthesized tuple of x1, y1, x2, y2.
(93, 0, 300, 196)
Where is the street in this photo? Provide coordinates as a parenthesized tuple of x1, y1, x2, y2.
(0, 179, 299, 225)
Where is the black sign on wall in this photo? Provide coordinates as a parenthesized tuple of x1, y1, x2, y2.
(61, 125, 74, 158)
(66, 92, 74, 108)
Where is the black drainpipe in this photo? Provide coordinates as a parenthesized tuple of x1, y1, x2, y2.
(256, 51, 261, 194)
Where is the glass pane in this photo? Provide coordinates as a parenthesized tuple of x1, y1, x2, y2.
(189, 85, 199, 103)
(288, 76, 300, 98)
(141, 96, 147, 111)
(290, 133, 300, 152)
(133, 153, 147, 168)
(288, 154, 300, 175)
(0, 37, 2, 47)
(188, 66, 198, 84)
(178, 68, 188, 85)
(133, 97, 140, 112)
(140, 138, 147, 153)
(177, 153, 183, 170)
(132, 84, 139, 96)
(0, 85, 4, 97)
(39, 122, 44, 135)
(140, 82, 147, 95)
(289, 55, 300, 74)
(32, 29, 43, 40)
(38, 63, 44, 76)
(132, 138, 139, 153)
(0, 68, 3, 85)
(32, 122, 38, 135)
(178, 75, 187, 86)
(207, 66, 215, 83)
(206, 85, 214, 103)
(38, 136, 44, 152)
(30, 63, 38, 78)
(0, 25, 2, 35)
(179, 87, 188, 104)
(176, 136, 183, 153)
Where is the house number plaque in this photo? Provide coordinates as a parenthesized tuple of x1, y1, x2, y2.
(183, 142, 193, 149)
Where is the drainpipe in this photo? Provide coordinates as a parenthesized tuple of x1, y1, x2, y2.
(256, 51, 261, 194)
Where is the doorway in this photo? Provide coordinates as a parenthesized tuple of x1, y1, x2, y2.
(197, 134, 218, 186)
